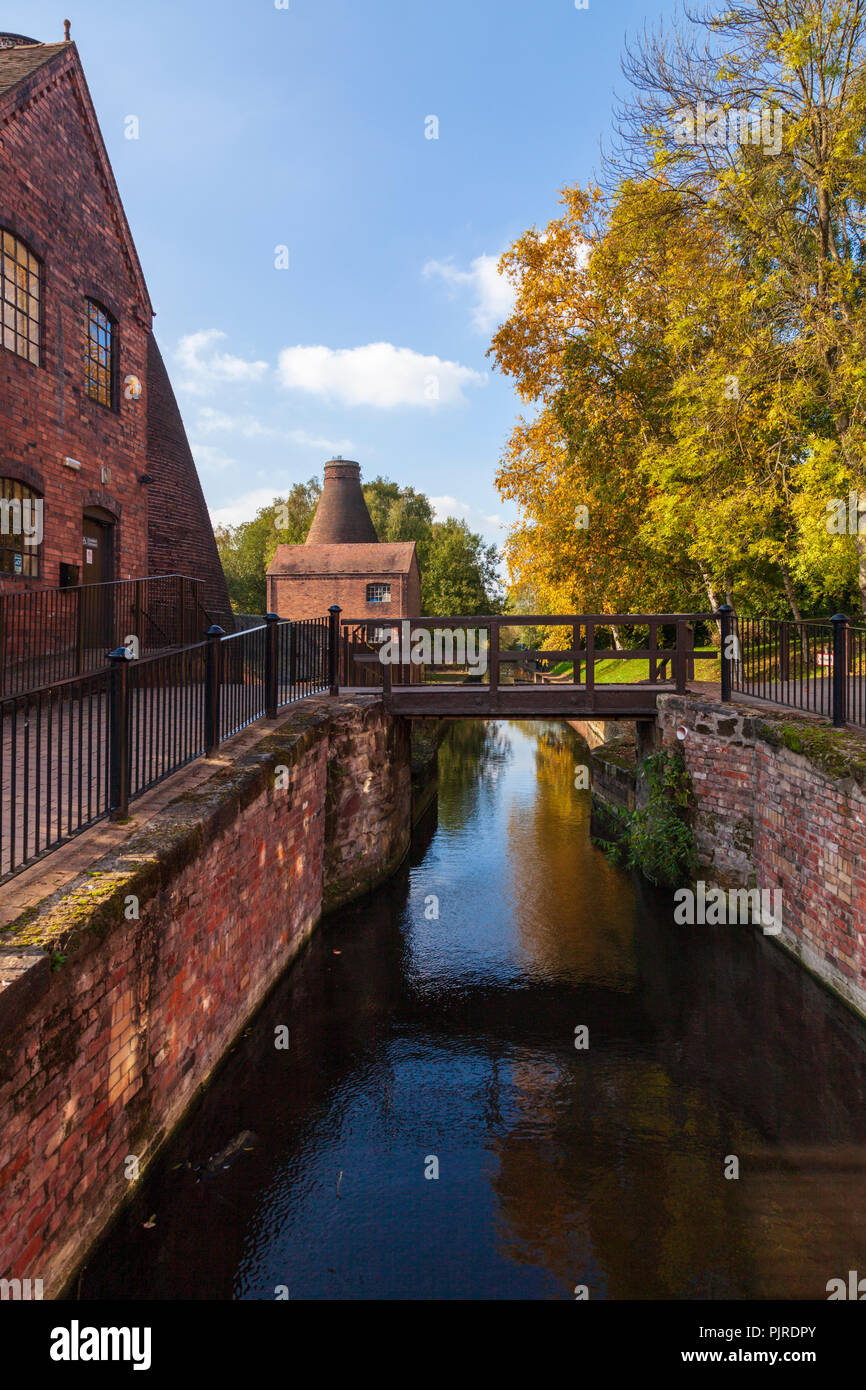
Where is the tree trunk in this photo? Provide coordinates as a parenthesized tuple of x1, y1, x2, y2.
(855, 534, 866, 618)
(781, 567, 803, 624)
(698, 562, 722, 645)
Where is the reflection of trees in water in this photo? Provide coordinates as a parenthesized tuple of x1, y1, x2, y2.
(436, 719, 512, 829)
(503, 721, 638, 984)
(489, 1055, 756, 1298)
(533, 722, 592, 824)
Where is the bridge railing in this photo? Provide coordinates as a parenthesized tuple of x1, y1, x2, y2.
(719, 608, 866, 729)
(338, 613, 717, 702)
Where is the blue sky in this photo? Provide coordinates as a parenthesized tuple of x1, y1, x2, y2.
(23, 0, 671, 549)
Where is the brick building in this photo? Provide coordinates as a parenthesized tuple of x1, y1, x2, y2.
(0, 31, 229, 617)
(267, 460, 421, 621)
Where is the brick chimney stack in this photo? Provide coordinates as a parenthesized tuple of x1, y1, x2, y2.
(305, 459, 379, 545)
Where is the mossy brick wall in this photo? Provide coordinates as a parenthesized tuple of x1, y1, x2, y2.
(0, 695, 410, 1296)
(657, 694, 866, 1019)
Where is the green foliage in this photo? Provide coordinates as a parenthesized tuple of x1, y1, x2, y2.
(215, 478, 320, 614)
(596, 748, 697, 888)
(216, 474, 502, 618)
(364, 478, 502, 614)
(422, 517, 503, 615)
(362, 477, 434, 571)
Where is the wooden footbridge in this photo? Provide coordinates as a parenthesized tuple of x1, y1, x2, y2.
(337, 613, 716, 719)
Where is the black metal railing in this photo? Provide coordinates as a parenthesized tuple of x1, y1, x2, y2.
(0, 612, 334, 884)
(718, 607, 866, 728)
(279, 617, 330, 704)
(0, 574, 212, 697)
(0, 668, 112, 881)
(128, 643, 208, 798)
(219, 625, 268, 742)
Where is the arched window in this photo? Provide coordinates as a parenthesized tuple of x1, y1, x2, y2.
(85, 300, 116, 407)
(366, 583, 391, 604)
(0, 478, 42, 577)
(1, 230, 41, 365)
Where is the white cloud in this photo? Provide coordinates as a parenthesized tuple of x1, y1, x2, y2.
(430, 495, 505, 538)
(276, 342, 487, 408)
(190, 442, 239, 473)
(175, 330, 269, 395)
(423, 253, 516, 334)
(209, 489, 285, 529)
(430, 494, 470, 521)
(196, 407, 354, 454)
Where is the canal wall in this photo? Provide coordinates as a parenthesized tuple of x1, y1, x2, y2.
(655, 694, 866, 1019)
(0, 695, 411, 1297)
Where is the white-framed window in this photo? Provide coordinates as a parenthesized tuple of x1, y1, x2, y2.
(1, 230, 41, 366)
(366, 583, 391, 604)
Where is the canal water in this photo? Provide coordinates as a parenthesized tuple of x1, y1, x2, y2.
(79, 720, 866, 1300)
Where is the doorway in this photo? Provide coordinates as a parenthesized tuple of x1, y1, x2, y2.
(81, 509, 116, 651)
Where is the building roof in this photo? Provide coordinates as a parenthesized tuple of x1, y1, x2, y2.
(267, 542, 418, 577)
(0, 39, 67, 98)
(0, 38, 154, 318)
(305, 459, 379, 545)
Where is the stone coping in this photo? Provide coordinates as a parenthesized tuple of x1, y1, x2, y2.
(660, 693, 866, 788)
(0, 695, 381, 1031)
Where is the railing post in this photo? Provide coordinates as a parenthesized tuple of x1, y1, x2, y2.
(76, 585, 85, 676)
(717, 605, 734, 702)
(674, 619, 688, 693)
(488, 619, 499, 708)
(204, 624, 224, 755)
(264, 612, 279, 718)
(831, 613, 848, 727)
(328, 605, 342, 696)
(779, 622, 790, 684)
(381, 640, 392, 707)
(134, 577, 144, 648)
(585, 620, 595, 710)
(287, 621, 295, 699)
(108, 646, 131, 819)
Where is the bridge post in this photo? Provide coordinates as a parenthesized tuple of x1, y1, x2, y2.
(585, 620, 595, 711)
(488, 619, 499, 709)
(328, 605, 342, 697)
(674, 619, 688, 693)
(204, 624, 225, 756)
(381, 639, 392, 708)
(831, 613, 848, 727)
(264, 613, 280, 718)
(717, 605, 733, 702)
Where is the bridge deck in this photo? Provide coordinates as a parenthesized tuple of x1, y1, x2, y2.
(343, 682, 678, 719)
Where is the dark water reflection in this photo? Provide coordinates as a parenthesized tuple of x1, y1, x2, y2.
(79, 721, 866, 1300)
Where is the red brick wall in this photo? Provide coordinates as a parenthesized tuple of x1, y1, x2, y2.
(0, 52, 151, 592)
(269, 571, 418, 622)
(0, 696, 410, 1297)
(0, 46, 229, 615)
(145, 335, 232, 621)
(657, 695, 866, 1019)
